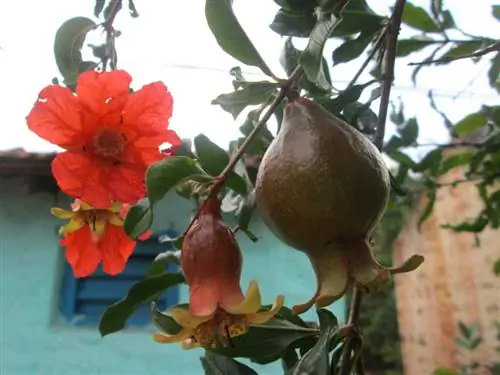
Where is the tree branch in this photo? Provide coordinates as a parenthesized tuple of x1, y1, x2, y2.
(374, 0, 406, 151)
(339, 288, 364, 375)
(408, 42, 500, 66)
(180, 67, 304, 237)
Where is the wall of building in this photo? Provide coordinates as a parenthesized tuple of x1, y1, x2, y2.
(393, 167, 500, 375)
(0, 177, 345, 375)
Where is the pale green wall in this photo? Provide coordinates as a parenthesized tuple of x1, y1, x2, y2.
(0, 177, 345, 375)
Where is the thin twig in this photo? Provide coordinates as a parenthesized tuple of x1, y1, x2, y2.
(346, 27, 388, 89)
(408, 42, 500, 66)
(180, 67, 304, 238)
(374, 0, 406, 152)
(339, 288, 364, 375)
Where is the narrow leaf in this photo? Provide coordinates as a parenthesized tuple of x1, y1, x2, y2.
(99, 273, 186, 336)
(286, 309, 339, 375)
(212, 82, 277, 119)
(123, 198, 154, 239)
(146, 156, 209, 204)
(201, 352, 258, 375)
(53, 17, 97, 86)
(418, 190, 436, 229)
(194, 134, 230, 176)
(454, 112, 488, 136)
(94, 0, 106, 17)
(494, 259, 500, 276)
(401, 2, 441, 32)
(299, 14, 343, 88)
(205, 0, 275, 78)
(396, 38, 435, 57)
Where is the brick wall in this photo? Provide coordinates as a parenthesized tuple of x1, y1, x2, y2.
(392, 166, 500, 374)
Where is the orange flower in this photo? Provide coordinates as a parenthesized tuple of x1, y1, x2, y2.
(27, 70, 181, 209)
(153, 197, 284, 349)
(52, 199, 148, 278)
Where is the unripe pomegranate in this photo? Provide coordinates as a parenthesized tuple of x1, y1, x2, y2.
(255, 97, 423, 314)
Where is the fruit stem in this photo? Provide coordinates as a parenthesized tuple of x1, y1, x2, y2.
(374, 0, 407, 152)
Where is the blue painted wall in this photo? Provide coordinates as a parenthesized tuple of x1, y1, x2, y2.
(0, 177, 345, 375)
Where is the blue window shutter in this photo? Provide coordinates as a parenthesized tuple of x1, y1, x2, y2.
(59, 261, 79, 321)
(58, 228, 180, 327)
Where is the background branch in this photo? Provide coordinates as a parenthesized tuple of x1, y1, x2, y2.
(409, 42, 500, 66)
(374, 0, 406, 151)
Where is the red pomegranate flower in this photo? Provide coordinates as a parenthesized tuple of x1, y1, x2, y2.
(52, 199, 150, 278)
(27, 70, 181, 209)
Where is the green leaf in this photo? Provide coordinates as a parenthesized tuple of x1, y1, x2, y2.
(94, 0, 106, 17)
(280, 37, 331, 96)
(194, 134, 230, 176)
(388, 151, 416, 168)
(128, 0, 139, 17)
(123, 198, 154, 239)
(418, 190, 436, 229)
(454, 112, 488, 136)
(212, 82, 277, 119)
(285, 309, 339, 375)
(238, 192, 256, 231)
(396, 38, 435, 57)
(330, 11, 385, 37)
(299, 14, 343, 89)
(147, 156, 209, 204)
(332, 26, 381, 65)
(321, 81, 374, 115)
(442, 215, 489, 233)
(439, 152, 472, 175)
(400, 118, 419, 145)
(433, 368, 458, 375)
(226, 171, 249, 196)
(469, 337, 483, 350)
(492, 5, 500, 22)
(488, 53, 500, 92)
(270, 8, 317, 38)
(201, 352, 258, 375)
(458, 321, 472, 340)
(205, 0, 275, 78)
(413, 148, 443, 173)
(440, 41, 485, 60)
(401, 2, 440, 32)
(281, 347, 300, 371)
(494, 259, 500, 276)
(53, 17, 97, 86)
(208, 318, 319, 364)
(125, 157, 210, 238)
(99, 272, 186, 336)
(150, 301, 183, 334)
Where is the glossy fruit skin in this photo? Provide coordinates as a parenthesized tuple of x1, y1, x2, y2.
(255, 97, 390, 252)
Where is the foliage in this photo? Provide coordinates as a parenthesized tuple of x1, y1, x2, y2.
(40, 0, 500, 374)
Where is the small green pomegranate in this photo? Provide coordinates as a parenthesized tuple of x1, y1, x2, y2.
(255, 97, 423, 314)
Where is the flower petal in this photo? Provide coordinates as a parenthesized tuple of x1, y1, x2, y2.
(169, 306, 212, 328)
(247, 294, 285, 324)
(105, 163, 146, 205)
(182, 338, 202, 350)
(51, 152, 112, 209)
(26, 85, 82, 148)
(51, 207, 75, 219)
(99, 224, 137, 276)
(76, 70, 131, 117)
(223, 280, 262, 315)
(153, 330, 192, 344)
(388, 254, 424, 274)
(62, 226, 101, 278)
(60, 216, 86, 235)
(122, 82, 173, 137)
